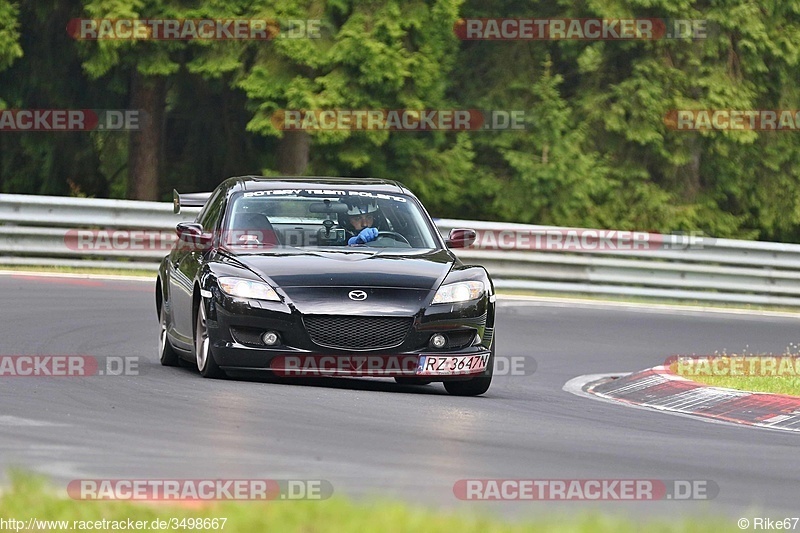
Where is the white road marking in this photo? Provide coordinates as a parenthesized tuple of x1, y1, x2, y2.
(0, 415, 67, 427)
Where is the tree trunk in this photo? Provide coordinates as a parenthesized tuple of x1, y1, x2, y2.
(676, 134, 702, 202)
(128, 72, 166, 200)
(277, 130, 310, 175)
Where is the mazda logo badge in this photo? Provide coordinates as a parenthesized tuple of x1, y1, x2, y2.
(348, 290, 368, 301)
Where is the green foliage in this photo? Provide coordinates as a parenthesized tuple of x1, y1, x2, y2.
(0, 0, 23, 71)
(79, 0, 182, 78)
(1, 0, 800, 240)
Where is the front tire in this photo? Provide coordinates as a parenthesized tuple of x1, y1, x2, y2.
(443, 348, 494, 397)
(158, 304, 180, 367)
(195, 299, 226, 379)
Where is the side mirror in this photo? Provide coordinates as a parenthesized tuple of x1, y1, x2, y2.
(445, 228, 477, 249)
(176, 222, 213, 251)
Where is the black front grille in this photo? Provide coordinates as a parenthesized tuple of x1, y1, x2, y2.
(230, 327, 266, 347)
(303, 315, 412, 351)
(445, 330, 476, 350)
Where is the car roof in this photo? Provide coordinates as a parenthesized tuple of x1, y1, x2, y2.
(227, 176, 409, 194)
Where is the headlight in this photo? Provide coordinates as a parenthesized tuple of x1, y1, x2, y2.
(218, 277, 280, 302)
(431, 281, 485, 304)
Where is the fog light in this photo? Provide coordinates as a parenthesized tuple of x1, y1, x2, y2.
(429, 334, 447, 349)
(262, 331, 280, 346)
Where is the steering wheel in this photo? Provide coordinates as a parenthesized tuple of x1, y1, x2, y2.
(376, 231, 411, 246)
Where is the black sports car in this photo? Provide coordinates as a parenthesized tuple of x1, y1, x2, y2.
(157, 176, 496, 396)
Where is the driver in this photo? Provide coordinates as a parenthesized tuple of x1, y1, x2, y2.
(340, 200, 380, 246)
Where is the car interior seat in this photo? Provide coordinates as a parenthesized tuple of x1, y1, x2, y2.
(232, 212, 281, 245)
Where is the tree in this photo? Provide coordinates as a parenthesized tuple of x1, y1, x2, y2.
(0, 0, 117, 197)
(76, 0, 183, 200)
(228, 0, 466, 181)
(0, 0, 22, 75)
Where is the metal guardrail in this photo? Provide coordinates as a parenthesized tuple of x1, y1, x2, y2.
(3, 193, 800, 306)
(0, 194, 199, 269)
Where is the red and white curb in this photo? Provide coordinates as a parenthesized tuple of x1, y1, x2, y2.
(564, 366, 800, 433)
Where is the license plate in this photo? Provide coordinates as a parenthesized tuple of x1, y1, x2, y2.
(416, 354, 489, 376)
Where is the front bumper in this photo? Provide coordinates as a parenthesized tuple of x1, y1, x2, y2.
(204, 290, 495, 379)
(263, 352, 491, 378)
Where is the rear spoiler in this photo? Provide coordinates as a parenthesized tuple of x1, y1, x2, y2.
(173, 189, 213, 214)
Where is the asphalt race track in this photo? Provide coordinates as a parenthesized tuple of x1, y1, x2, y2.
(1, 273, 799, 521)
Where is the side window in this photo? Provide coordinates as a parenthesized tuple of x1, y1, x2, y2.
(195, 188, 225, 232)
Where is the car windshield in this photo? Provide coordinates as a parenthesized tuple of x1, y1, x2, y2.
(223, 189, 439, 250)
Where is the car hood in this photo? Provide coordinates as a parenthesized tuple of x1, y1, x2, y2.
(230, 248, 454, 290)
(223, 248, 455, 315)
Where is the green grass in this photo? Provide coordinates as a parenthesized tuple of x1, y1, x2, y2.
(669, 356, 800, 396)
(685, 375, 800, 395)
(0, 473, 737, 533)
(0, 264, 154, 278)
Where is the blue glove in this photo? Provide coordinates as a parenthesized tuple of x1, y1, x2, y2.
(348, 227, 379, 245)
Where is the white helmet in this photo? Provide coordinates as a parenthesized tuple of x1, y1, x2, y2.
(344, 199, 380, 216)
